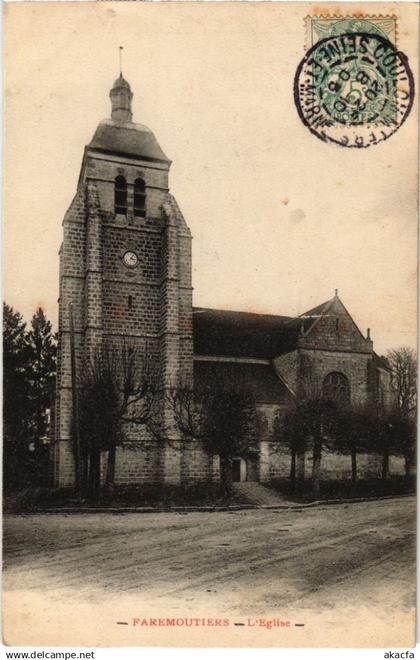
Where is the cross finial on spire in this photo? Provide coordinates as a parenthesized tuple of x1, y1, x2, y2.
(119, 46, 124, 76)
(334, 288, 338, 297)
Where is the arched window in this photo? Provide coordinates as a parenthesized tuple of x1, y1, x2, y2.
(134, 178, 146, 217)
(322, 372, 350, 404)
(114, 176, 127, 215)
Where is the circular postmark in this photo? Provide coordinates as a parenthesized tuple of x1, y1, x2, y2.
(294, 32, 414, 148)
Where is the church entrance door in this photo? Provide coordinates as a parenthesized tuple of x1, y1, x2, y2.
(232, 457, 246, 482)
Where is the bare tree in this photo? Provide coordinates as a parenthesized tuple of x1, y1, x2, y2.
(366, 405, 416, 480)
(201, 383, 258, 493)
(280, 375, 351, 498)
(301, 397, 338, 498)
(164, 376, 259, 494)
(304, 377, 346, 497)
(78, 342, 156, 497)
(272, 407, 307, 493)
(165, 384, 204, 444)
(334, 403, 373, 486)
(384, 347, 417, 477)
(386, 347, 417, 418)
(142, 384, 204, 460)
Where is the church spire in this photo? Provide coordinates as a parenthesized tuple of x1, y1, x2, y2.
(109, 73, 133, 123)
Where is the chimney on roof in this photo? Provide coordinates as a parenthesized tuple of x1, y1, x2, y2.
(334, 288, 338, 298)
(367, 328, 371, 340)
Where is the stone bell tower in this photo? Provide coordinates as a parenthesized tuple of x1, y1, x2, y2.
(53, 74, 193, 487)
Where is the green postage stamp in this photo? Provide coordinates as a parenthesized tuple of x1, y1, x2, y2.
(294, 15, 414, 148)
(306, 16, 397, 47)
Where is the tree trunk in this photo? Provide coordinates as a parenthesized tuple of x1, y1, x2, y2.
(80, 449, 88, 498)
(351, 446, 357, 486)
(220, 456, 233, 496)
(296, 450, 305, 492)
(289, 448, 296, 492)
(312, 439, 322, 499)
(382, 449, 389, 480)
(106, 444, 116, 494)
(88, 450, 101, 499)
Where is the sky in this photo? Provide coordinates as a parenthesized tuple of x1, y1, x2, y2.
(4, 1, 418, 355)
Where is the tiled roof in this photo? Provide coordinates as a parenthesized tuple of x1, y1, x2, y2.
(192, 296, 365, 359)
(373, 352, 391, 370)
(88, 119, 170, 163)
(298, 298, 332, 318)
(194, 359, 291, 404)
(193, 307, 300, 359)
(292, 298, 336, 333)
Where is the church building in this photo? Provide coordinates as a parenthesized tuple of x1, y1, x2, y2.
(53, 75, 393, 488)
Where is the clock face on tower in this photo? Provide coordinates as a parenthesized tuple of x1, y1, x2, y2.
(123, 251, 139, 268)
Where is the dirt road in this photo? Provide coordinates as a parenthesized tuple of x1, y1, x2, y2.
(3, 497, 415, 647)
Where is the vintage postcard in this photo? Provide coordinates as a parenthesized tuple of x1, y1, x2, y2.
(3, 1, 418, 649)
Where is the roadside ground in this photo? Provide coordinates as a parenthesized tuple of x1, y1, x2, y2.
(3, 496, 415, 647)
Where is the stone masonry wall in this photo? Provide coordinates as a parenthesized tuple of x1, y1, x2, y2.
(298, 348, 372, 404)
(181, 445, 213, 483)
(54, 187, 87, 487)
(84, 153, 169, 221)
